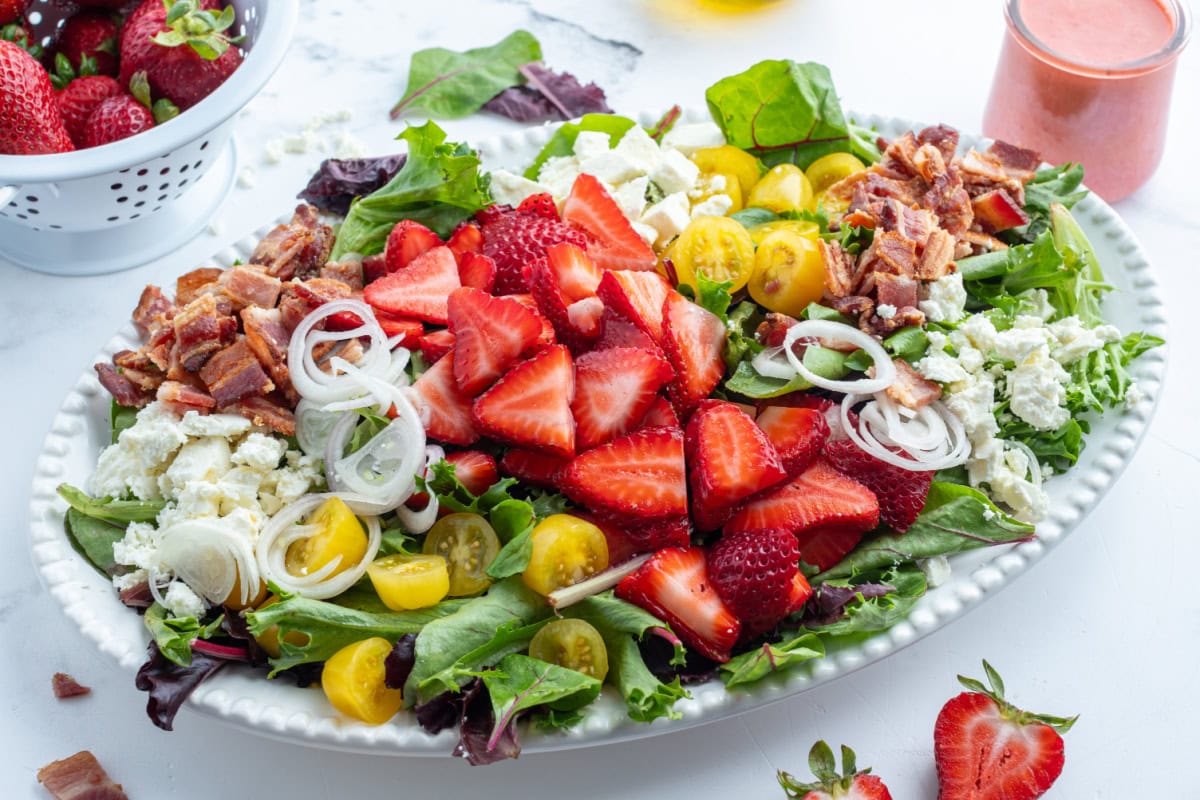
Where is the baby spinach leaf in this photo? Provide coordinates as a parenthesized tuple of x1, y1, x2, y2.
(110, 399, 138, 444)
(522, 113, 638, 180)
(63, 508, 126, 576)
(390, 30, 542, 119)
(57, 483, 164, 523)
(720, 633, 824, 688)
(485, 525, 533, 580)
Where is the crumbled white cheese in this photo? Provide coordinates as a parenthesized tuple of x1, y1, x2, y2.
(233, 432, 287, 472)
(639, 192, 692, 247)
(163, 581, 206, 620)
(1124, 383, 1145, 409)
(579, 149, 642, 185)
(537, 156, 581, 199)
(957, 314, 999, 353)
(237, 166, 257, 190)
(920, 555, 952, 588)
(571, 130, 611, 161)
(876, 303, 897, 320)
(650, 147, 701, 195)
(1048, 316, 1121, 364)
(332, 130, 368, 159)
(916, 352, 969, 384)
(918, 273, 967, 323)
(1019, 289, 1057, 321)
(690, 193, 734, 220)
(660, 122, 726, 156)
(613, 176, 650, 219)
(611, 125, 663, 175)
(631, 221, 659, 246)
(488, 169, 548, 207)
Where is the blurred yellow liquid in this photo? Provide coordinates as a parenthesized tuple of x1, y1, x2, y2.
(651, 0, 788, 20)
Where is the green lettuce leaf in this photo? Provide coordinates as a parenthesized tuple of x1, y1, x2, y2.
(720, 633, 824, 688)
(110, 400, 137, 444)
(144, 603, 224, 667)
(805, 565, 927, 639)
(57, 483, 164, 523)
(481, 653, 602, 742)
(331, 121, 491, 258)
(1065, 332, 1163, 415)
(1005, 162, 1087, 245)
(390, 30, 542, 119)
(522, 113, 638, 180)
(416, 619, 548, 700)
(724, 346, 848, 399)
(63, 508, 126, 576)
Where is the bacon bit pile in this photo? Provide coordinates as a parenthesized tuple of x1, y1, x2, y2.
(51, 672, 90, 700)
(819, 125, 1040, 336)
(94, 204, 350, 436)
(36, 751, 127, 800)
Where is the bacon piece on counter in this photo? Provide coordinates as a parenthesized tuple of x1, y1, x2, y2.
(219, 264, 283, 310)
(173, 294, 237, 372)
(94, 363, 153, 408)
(199, 338, 274, 407)
(175, 267, 222, 306)
(131, 285, 174, 337)
(225, 395, 296, 436)
(250, 203, 334, 281)
(886, 359, 941, 409)
(242, 306, 298, 405)
(36, 751, 127, 800)
(52, 672, 91, 699)
(156, 380, 216, 416)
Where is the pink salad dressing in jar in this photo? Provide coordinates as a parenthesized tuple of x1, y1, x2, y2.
(983, 0, 1191, 201)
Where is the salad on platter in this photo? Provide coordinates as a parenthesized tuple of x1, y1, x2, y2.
(57, 59, 1161, 763)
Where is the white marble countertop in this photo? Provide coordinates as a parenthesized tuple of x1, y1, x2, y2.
(3, 0, 1199, 796)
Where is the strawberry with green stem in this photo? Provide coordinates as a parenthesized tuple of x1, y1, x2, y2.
(778, 741, 893, 800)
(0, 0, 28, 27)
(81, 71, 177, 148)
(934, 660, 1077, 800)
(54, 9, 120, 76)
(0, 39, 74, 154)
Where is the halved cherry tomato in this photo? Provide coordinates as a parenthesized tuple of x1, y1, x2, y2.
(321, 637, 403, 725)
(367, 553, 450, 610)
(747, 163, 813, 214)
(422, 513, 501, 596)
(529, 619, 609, 681)
(747, 229, 826, 317)
(223, 571, 268, 611)
(746, 219, 819, 247)
(804, 152, 866, 195)
(667, 215, 756, 292)
(285, 497, 367, 579)
(522, 514, 609, 596)
(691, 145, 762, 199)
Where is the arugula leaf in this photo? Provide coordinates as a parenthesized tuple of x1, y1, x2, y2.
(480, 653, 602, 744)
(720, 634, 824, 688)
(998, 418, 1085, 468)
(706, 60, 879, 168)
(110, 400, 138, 444)
(331, 121, 491, 258)
(815, 483, 1035, 580)
(522, 113, 638, 180)
(245, 591, 468, 675)
(144, 604, 223, 668)
(57, 483, 164, 523)
(389, 30, 542, 119)
(63, 508, 126, 576)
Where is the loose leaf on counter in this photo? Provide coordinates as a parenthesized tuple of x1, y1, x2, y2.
(390, 30, 542, 119)
(720, 633, 824, 688)
(331, 121, 491, 257)
(297, 154, 407, 216)
(63, 509, 126, 576)
(815, 483, 1035, 581)
(245, 591, 467, 675)
(484, 63, 611, 123)
(57, 483, 164, 524)
(522, 113, 638, 180)
(705, 60, 880, 168)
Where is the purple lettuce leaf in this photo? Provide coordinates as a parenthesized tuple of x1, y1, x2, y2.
(297, 154, 408, 216)
(452, 679, 521, 765)
(483, 63, 611, 123)
(641, 635, 719, 686)
(799, 582, 896, 628)
(134, 642, 226, 731)
(385, 633, 417, 690)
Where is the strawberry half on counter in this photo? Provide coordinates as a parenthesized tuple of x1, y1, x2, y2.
(778, 741, 894, 800)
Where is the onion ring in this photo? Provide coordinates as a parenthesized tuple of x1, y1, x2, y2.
(782, 320, 897, 393)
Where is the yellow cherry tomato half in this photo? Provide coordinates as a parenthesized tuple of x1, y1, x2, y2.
(422, 512, 501, 596)
(529, 619, 609, 681)
(367, 553, 450, 611)
(747, 163, 814, 214)
(285, 496, 368, 579)
(691, 145, 762, 199)
(667, 215, 757, 293)
(253, 595, 311, 659)
(804, 152, 867, 195)
(321, 637, 403, 725)
(747, 229, 827, 317)
(746, 219, 820, 247)
(691, 170, 743, 213)
(522, 514, 609, 596)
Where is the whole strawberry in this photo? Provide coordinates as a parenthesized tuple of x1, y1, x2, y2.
(57, 74, 123, 144)
(778, 741, 893, 800)
(478, 202, 591, 294)
(708, 528, 810, 638)
(0, 40, 74, 154)
(0, 0, 28, 27)
(120, 0, 243, 110)
(55, 10, 120, 76)
(934, 661, 1077, 800)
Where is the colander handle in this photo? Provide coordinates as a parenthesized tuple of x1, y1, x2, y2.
(0, 185, 15, 208)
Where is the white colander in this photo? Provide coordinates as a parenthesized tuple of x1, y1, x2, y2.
(0, 0, 298, 275)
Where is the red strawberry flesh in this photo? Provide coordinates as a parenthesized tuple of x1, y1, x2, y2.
(559, 427, 687, 519)
(472, 344, 576, 457)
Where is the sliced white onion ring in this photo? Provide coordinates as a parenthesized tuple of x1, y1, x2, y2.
(256, 492, 383, 598)
(841, 392, 970, 472)
(287, 299, 395, 407)
(296, 399, 343, 457)
(323, 394, 426, 514)
(751, 345, 796, 380)
(782, 320, 897, 394)
(1007, 440, 1044, 488)
(156, 518, 261, 606)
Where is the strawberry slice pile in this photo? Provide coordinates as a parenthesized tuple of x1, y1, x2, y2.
(354, 175, 938, 665)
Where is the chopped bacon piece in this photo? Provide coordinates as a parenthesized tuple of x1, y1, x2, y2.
(95, 363, 152, 408)
(958, 229, 1009, 255)
(755, 312, 799, 348)
(958, 148, 1027, 204)
(37, 751, 127, 800)
(917, 229, 958, 280)
(145, 324, 175, 371)
(917, 124, 960, 164)
(971, 188, 1030, 234)
(869, 230, 919, 276)
(199, 338, 274, 407)
(886, 359, 941, 409)
(250, 204, 334, 281)
(175, 267, 222, 306)
(923, 168, 974, 235)
(875, 273, 919, 311)
(173, 294, 237, 372)
(112, 349, 154, 371)
(156, 380, 216, 416)
(291, 277, 353, 308)
(820, 240, 857, 298)
(320, 258, 365, 291)
(876, 199, 935, 248)
(241, 306, 297, 404)
(52, 672, 91, 699)
(219, 265, 283, 310)
(117, 366, 164, 393)
(911, 143, 949, 184)
(131, 285, 174, 336)
(830, 295, 875, 320)
(225, 395, 295, 436)
(118, 581, 154, 608)
(879, 131, 921, 178)
(863, 305, 924, 336)
(988, 139, 1041, 180)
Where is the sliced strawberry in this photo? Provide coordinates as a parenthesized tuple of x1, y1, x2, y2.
(594, 306, 662, 354)
(362, 253, 387, 285)
(707, 529, 800, 638)
(498, 448, 570, 489)
(517, 192, 559, 219)
(384, 220, 444, 273)
(457, 251, 497, 293)
(363, 246, 461, 324)
(824, 439, 934, 533)
(778, 395, 856, 441)
(559, 427, 687, 519)
(596, 270, 673, 345)
(661, 291, 726, 416)
(374, 313, 424, 346)
(444, 450, 498, 496)
(615, 546, 741, 662)
(590, 510, 691, 555)
(529, 258, 594, 352)
(636, 395, 681, 432)
(418, 329, 455, 364)
(755, 406, 830, 477)
(575, 513, 641, 565)
(411, 351, 477, 445)
(561, 173, 657, 271)
(508, 294, 557, 351)
(447, 288, 543, 396)
(546, 241, 603, 301)
(472, 344, 575, 457)
(686, 400, 787, 531)
(446, 221, 484, 261)
(725, 459, 879, 572)
(479, 205, 591, 294)
(571, 347, 675, 451)
(787, 571, 814, 614)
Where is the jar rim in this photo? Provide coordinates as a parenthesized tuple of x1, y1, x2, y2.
(1005, 0, 1192, 76)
